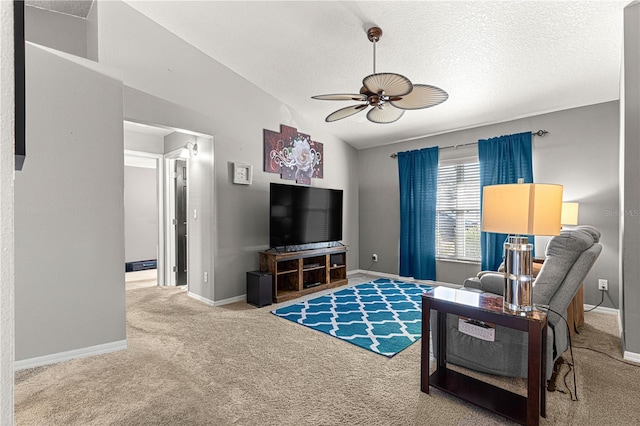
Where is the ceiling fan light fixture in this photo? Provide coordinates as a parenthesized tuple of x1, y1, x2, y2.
(312, 26, 448, 124)
(366, 104, 405, 124)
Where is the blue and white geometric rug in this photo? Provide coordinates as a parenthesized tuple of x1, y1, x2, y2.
(271, 278, 433, 357)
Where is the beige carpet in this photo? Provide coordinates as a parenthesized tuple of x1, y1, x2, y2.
(15, 284, 640, 425)
(125, 270, 158, 290)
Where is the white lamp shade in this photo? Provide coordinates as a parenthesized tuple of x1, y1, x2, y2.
(482, 183, 563, 236)
(561, 202, 579, 225)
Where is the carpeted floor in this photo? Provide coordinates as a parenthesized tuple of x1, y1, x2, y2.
(15, 281, 640, 425)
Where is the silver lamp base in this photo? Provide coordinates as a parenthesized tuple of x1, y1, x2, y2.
(503, 236, 533, 314)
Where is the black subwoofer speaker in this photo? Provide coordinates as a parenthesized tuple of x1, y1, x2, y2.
(246, 271, 272, 308)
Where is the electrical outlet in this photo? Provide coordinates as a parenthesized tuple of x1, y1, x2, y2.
(598, 279, 608, 291)
(204, 272, 208, 282)
(372, 253, 378, 262)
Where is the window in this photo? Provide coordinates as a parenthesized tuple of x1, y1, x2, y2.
(436, 162, 481, 262)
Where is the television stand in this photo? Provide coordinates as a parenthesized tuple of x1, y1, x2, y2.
(259, 246, 348, 303)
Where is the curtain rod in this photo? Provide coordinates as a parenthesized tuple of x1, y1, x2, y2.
(389, 130, 548, 158)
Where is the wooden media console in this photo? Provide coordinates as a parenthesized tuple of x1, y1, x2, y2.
(259, 246, 348, 303)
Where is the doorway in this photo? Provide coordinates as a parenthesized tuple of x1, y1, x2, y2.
(122, 149, 190, 289)
(163, 147, 193, 288)
(175, 159, 188, 286)
(123, 120, 216, 302)
(123, 149, 164, 289)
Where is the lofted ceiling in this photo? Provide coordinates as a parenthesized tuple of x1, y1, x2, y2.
(122, 0, 628, 149)
(33, 1, 630, 150)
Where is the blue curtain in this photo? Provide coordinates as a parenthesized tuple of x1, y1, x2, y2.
(478, 132, 534, 271)
(398, 147, 439, 280)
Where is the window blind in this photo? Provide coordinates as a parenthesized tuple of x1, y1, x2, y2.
(436, 162, 481, 262)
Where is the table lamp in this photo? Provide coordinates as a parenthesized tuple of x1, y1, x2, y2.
(561, 202, 579, 226)
(482, 181, 563, 313)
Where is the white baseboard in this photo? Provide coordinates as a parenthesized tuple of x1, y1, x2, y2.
(187, 291, 215, 306)
(348, 269, 399, 280)
(213, 294, 246, 306)
(15, 339, 127, 371)
(583, 304, 620, 315)
(619, 310, 624, 337)
(623, 351, 640, 363)
(347, 270, 460, 289)
(188, 291, 246, 307)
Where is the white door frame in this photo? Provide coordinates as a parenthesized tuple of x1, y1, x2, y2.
(164, 147, 189, 288)
(124, 149, 165, 286)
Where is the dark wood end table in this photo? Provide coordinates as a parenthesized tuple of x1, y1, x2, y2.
(421, 287, 547, 426)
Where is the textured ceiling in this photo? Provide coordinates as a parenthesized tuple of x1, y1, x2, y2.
(124, 1, 627, 149)
(26, 0, 94, 18)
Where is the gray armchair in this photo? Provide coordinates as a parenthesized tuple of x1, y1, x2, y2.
(432, 225, 602, 380)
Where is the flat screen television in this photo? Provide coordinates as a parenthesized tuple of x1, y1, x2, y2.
(269, 183, 343, 248)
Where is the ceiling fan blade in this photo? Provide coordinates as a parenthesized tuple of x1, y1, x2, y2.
(390, 84, 449, 110)
(325, 104, 368, 122)
(366, 104, 405, 124)
(312, 93, 368, 101)
(363, 73, 412, 97)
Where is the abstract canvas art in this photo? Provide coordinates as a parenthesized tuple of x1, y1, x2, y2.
(263, 124, 323, 185)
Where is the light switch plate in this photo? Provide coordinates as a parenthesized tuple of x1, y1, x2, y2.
(233, 163, 252, 185)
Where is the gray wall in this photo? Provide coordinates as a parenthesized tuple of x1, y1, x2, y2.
(25, 5, 87, 58)
(124, 128, 164, 154)
(358, 101, 620, 308)
(164, 131, 196, 153)
(94, 1, 359, 302)
(15, 44, 125, 360)
(533, 102, 620, 309)
(124, 165, 158, 262)
(622, 1, 640, 355)
(86, 1, 98, 61)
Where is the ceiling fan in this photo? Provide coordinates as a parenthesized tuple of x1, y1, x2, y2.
(312, 27, 448, 124)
